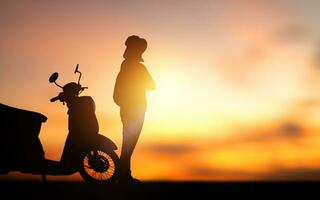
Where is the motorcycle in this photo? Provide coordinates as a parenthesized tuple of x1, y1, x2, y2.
(0, 65, 119, 184)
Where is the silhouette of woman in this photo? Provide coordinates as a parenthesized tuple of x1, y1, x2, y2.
(113, 35, 155, 183)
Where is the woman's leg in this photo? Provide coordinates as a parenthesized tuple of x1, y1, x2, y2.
(119, 111, 145, 179)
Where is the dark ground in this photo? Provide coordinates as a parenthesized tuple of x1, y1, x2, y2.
(0, 181, 319, 200)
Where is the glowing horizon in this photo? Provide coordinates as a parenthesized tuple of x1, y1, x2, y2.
(1, 0, 320, 181)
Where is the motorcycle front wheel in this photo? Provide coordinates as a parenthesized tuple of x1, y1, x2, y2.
(79, 147, 119, 184)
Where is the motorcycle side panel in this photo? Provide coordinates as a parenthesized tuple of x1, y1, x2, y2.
(0, 103, 47, 172)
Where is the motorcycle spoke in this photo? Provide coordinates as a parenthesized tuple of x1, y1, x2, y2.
(82, 149, 117, 181)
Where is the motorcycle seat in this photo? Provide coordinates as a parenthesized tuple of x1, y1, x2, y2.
(0, 103, 47, 123)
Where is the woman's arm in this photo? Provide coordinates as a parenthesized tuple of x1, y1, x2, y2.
(141, 64, 156, 90)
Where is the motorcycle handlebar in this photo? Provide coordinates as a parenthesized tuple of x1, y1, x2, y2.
(50, 87, 87, 102)
(50, 96, 60, 102)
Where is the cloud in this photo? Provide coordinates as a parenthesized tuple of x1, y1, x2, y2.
(249, 122, 303, 142)
(314, 42, 320, 69)
(200, 121, 308, 153)
(187, 166, 250, 177)
(143, 143, 196, 155)
(275, 24, 312, 44)
(260, 167, 320, 181)
(189, 167, 218, 176)
(295, 99, 320, 108)
(187, 166, 264, 180)
(223, 122, 304, 145)
(243, 122, 304, 144)
(279, 122, 303, 137)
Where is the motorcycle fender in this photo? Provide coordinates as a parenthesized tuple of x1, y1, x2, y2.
(96, 134, 118, 150)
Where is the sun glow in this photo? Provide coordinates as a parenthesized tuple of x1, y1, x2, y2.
(145, 68, 221, 135)
(144, 64, 279, 139)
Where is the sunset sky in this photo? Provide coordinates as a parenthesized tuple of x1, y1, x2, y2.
(1, 0, 320, 181)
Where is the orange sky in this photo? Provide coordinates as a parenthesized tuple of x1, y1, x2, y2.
(1, 0, 320, 181)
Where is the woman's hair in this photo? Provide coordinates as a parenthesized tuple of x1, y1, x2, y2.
(124, 35, 147, 61)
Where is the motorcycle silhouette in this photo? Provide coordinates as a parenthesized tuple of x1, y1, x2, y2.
(0, 65, 119, 183)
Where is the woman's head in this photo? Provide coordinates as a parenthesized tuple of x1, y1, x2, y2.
(123, 35, 147, 61)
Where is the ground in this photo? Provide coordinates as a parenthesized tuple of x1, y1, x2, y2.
(0, 181, 318, 199)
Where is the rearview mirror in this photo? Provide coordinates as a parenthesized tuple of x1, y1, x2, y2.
(49, 72, 59, 83)
(74, 64, 79, 74)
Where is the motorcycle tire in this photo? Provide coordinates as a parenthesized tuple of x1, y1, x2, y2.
(79, 147, 119, 184)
